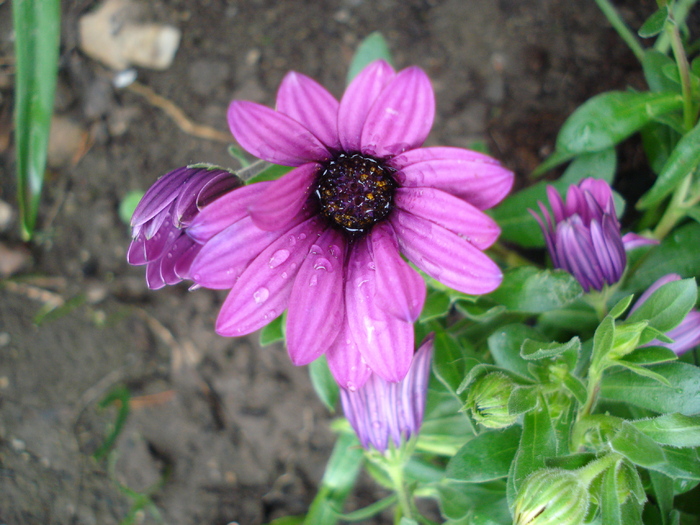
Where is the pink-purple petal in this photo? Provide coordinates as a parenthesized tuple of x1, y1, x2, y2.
(389, 147, 514, 210)
(286, 228, 347, 366)
(228, 101, 331, 166)
(325, 322, 373, 391)
(371, 223, 426, 322)
(391, 209, 503, 295)
(622, 232, 659, 251)
(215, 218, 322, 337)
(249, 163, 320, 232)
(338, 60, 396, 153)
(361, 66, 435, 157)
(276, 71, 341, 150)
(187, 182, 272, 243)
(131, 167, 192, 227)
(394, 187, 501, 250)
(344, 238, 414, 383)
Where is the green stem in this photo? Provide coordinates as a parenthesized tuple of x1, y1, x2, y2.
(577, 368, 602, 421)
(577, 453, 621, 487)
(668, 19, 695, 132)
(655, 0, 699, 54)
(652, 172, 692, 239)
(594, 0, 646, 62)
(386, 458, 413, 522)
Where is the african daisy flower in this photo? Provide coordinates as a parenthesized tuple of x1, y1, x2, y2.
(187, 60, 514, 389)
(128, 166, 242, 289)
(341, 335, 433, 452)
(532, 178, 644, 293)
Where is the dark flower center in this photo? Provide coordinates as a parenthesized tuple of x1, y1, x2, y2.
(315, 153, 396, 235)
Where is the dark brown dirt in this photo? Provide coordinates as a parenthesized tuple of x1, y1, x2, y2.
(0, 0, 655, 523)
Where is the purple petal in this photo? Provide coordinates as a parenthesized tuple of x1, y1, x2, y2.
(555, 219, 604, 292)
(145, 260, 165, 290)
(371, 223, 426, 322)
(589, 216, 626, 285)
(344, 237, 414, 382)
(665, 311, 700, 355)
(286, 229, 347, 366)
(215, 218, 323, 336)
(580, 178, 615, 214)
(249, 163, 320, 231)
(338, 60, 396, 153)
(187, 182, 272, 243)
(389, 147, 514, 210)
(622, 232, 659, 251)
(173, 169, 218, 226)
(391, 209, 503, 295)
(326, 322, 373, 391)
(394, 187, 501, 250)
(127, 235, 148, 265)
(547, 185, 567, 223)
(190, 216, 286, 289)
(131, 167, 192, 227)
(361, 66, 435, 157)
(160, 234, 197, 285)
(196, 171, 244, 210)
(276, 71, 341, 150)
(228, 101, 331, 166)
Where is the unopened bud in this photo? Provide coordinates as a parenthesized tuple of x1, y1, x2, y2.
(514, 469, 589, 525)
(608, 321, 646, 360)
(466, 372, 517, 429)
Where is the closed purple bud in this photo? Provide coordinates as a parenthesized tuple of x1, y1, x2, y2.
(531, 178, 626, 292)
(127, 166, 242, 289)
(340, 335, 433, 452)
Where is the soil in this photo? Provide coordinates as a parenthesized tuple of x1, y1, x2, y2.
(0, 0, 657, 523)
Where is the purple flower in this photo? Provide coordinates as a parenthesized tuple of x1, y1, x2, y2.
(341, 335, 433, 452)
(630, 274, 700, 355)
(128, 167, 242, 289)
(188, 60, 513, 388)
(532, 178, 626, 292)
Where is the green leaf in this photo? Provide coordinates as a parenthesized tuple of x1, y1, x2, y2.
(643, 50, 680, 93)
(245, 163, 293, 184)
(332, 494, 397, 522)
(610, 421, 666, 468)
(639, 7, 669, 38)
(633, 414, 700, 447)
(486, 267, 582, 313)
(437, 480, 509, 522)
(602, 463, 624, 525)
(508, 386, 540, 415)
(433, 332, 475, 402)
(488, 324, 540, 378)
(346, 32, 392, 84)
(420, 289, 452, 322)
(509, 404, 558, 501)
(558, 148, 617, 184)
(13, 0, 61, 239)
(260, 315, 285, 346)
(553, 91, 683, 156)
(659, 446, 700, 480)
(308, 356, 339, 413)
(446, 426, 521, 483)
(626, 222, 700, 291)
(609, 295, 635, 319)
(303, 432, 364, 525)
(612, 360, 672, 387)
(601, 362, 700, 415)
(591, 315, 616, 370)
(563, 373, 588, 405)
(649, 471, 674, 525)
(622, 346, 678, 366)
(638, 119, 700, 209)
(521, 336, 580, 361)
(627, 278, 697, 333)
(641, 120, 682, 175)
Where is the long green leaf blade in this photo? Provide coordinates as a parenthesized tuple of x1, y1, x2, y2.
(13, 0, 61, 239)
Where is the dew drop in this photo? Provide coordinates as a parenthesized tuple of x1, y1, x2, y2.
(288, 235, 297, 246)
(298, 233, 307, 241)
(268, 249, 290, 269)
(309, 274, 318, 287)
(309, 244, 323, 255)
(346, 381, 357, 392)
(281, 272, 288, 279)
(166, 252, 173, 259)
(253, 287, 270, 304)
(328, 244, 340, 258)
(367, 261, 376, 271)
(314, 257, 333, 272)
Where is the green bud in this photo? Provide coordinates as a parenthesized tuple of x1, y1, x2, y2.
(466, 372, 518, 429)
(513, 469, 589, 525)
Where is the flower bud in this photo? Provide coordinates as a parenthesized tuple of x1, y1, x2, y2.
(607, 321, 646, 360)
(466, 372, 517, 429)
(513, 469, 589, 525)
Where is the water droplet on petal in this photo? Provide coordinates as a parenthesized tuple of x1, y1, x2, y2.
(298, 233, 307, 241)
(281, 272, 288, 279)
(309, 244, 323, 255)
(328, 244, 340, 258)
(346, 381, 357, 392)
(313, 257, 333, 272)
(253, 287, 270, 304)
(367, 261, 376, 271)
(268, 249, 290, 269)
(309, 274, 318, 287)
(288, 235, 296, 246)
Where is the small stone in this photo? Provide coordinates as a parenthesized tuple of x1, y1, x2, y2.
(0, 242, 31, 278)
(11, 438, 26, 452)
(0, 199, 14, 232)
(47, 116, 90, 168)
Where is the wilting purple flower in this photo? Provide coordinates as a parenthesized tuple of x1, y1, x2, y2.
(630, 274, 700, 355)
(188, 60, 513, 389)
(128, 167, 242, 289)
(341, 335, 433, 452)
(532, 178, 626, 293)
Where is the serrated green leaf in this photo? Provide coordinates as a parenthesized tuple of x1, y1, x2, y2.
(486, 267, 582, 313)
(308, 355, 339, 413)
(601, 362, 700, 415)
(446, 426, 521, 483)
(346, 32, 392, 84)
(633, 414, 700, 447)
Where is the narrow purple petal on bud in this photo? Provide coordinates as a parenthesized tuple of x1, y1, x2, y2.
(127, 167, 242, 289)
(340, 334, 434, 452)
(622, 232, 659, 251)
(532, 178, 626, 292)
